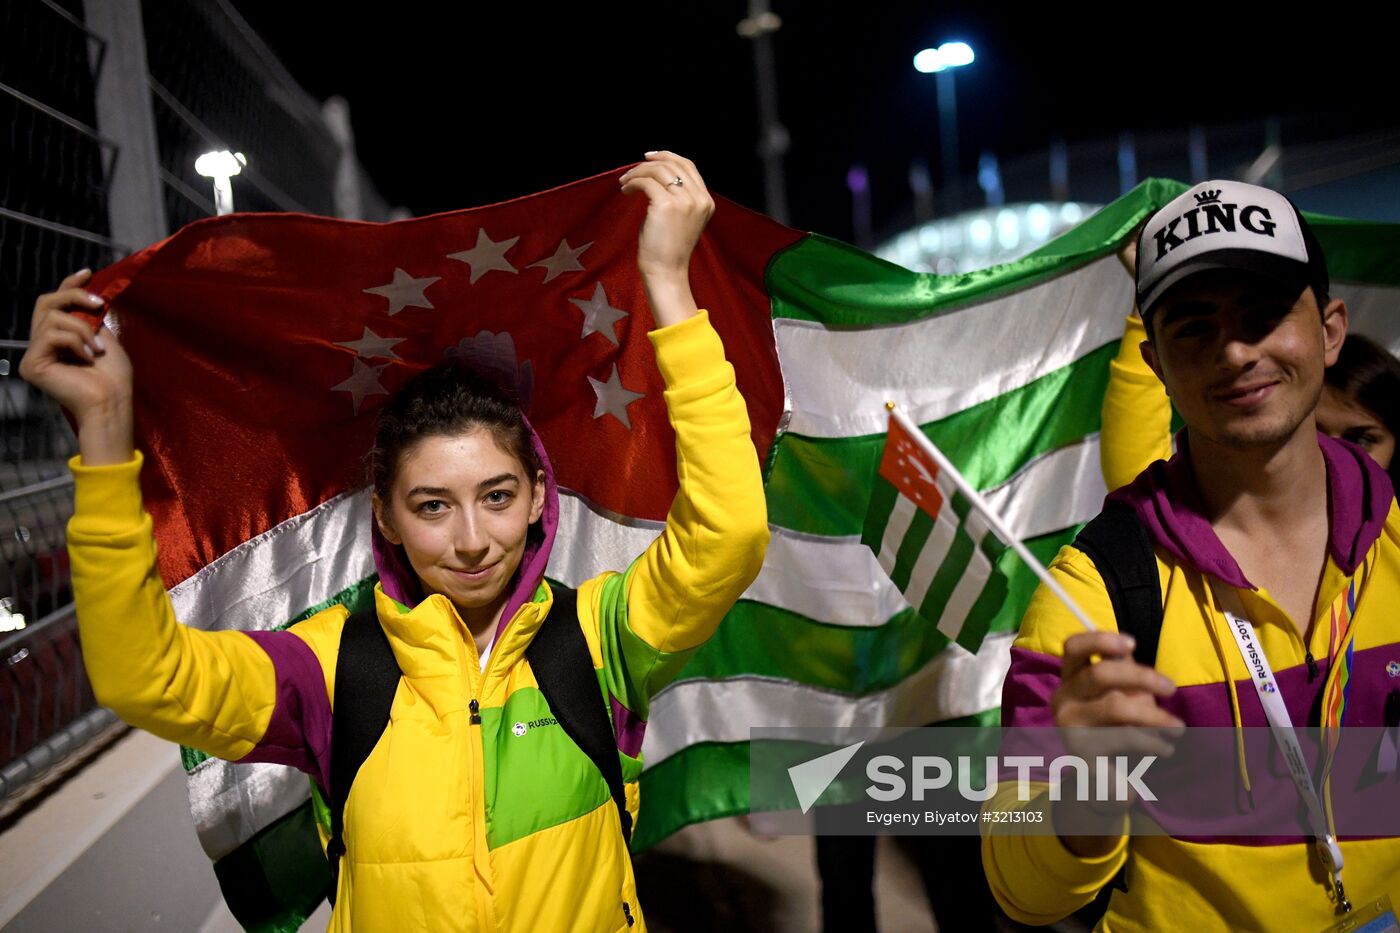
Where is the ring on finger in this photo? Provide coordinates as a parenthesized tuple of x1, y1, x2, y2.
(667, 175, 684, 188)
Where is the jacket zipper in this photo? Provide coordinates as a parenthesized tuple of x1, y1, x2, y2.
(622, 901, 634, 927)
(469, 698, 481, 724)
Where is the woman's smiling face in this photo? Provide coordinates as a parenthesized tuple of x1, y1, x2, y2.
(374, 427, 545, 623)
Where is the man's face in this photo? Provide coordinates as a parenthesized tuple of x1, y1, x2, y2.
(1141, 271, 1347, 451)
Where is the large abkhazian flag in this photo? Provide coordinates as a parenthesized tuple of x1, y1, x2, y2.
(85, 174, 1400, 930)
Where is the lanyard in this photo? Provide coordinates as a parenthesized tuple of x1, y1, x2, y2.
(1212, 582, 1352, 914)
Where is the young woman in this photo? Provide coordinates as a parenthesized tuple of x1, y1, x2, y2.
(1315, 333, 1399, 474)
(19, 152, 770, 932)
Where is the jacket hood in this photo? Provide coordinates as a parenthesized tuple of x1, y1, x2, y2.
(370, 412, 560, 635)
(1108, 430, 1394, 589)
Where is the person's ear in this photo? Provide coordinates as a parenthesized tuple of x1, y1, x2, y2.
(1321, 297, 1348, 368)
(372, 493, 402, 545)
(529, 470, 546, 524)
(1140, 336, 1168, 396)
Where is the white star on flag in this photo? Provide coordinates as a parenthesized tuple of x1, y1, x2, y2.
(447, 229, 520, 284)
(529, 238, 591, 283)
(908, 457, 936, 486)
(568, 283, 629, 345)
(363, 268, 440, 316)
(335, 327, 405, 360)
(332, 359, 390, 414)
(588, 365, 645, 430)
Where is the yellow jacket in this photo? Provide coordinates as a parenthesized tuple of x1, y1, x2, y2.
(985, 427, 1400, 930)
(66, 311, 769, 932)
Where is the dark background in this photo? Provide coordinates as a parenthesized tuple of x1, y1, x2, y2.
(218, 3, 1399, 239)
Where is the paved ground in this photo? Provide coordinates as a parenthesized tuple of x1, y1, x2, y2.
(634, 816, 939, 933)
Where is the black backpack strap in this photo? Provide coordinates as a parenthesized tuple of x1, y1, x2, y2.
(1069, 499, 1161, 919)
(526, 584, 633, 845)
(326, 608, 402, 901)
(1072, 499, 1163, 669)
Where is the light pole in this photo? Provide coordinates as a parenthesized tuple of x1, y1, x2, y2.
(914, 41, 974, 215)
(738, 2, 790, 225)
(195, 150, 247, 216)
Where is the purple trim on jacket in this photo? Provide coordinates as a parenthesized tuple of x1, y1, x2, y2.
(1004, 643, 1399, 731)
(1107, 431, 1393, 589)
(239, 630, 333, 791)
(494, 416, 559, 643)
(611, 697, 646, 758)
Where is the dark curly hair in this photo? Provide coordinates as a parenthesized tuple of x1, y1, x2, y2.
(368, 360, 543, 501)
(1325, 333, 1400, 481)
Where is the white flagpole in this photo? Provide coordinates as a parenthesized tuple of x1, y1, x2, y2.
(888, 404, 1100, 632)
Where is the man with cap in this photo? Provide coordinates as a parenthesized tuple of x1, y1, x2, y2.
(981, 180, 1400, 929)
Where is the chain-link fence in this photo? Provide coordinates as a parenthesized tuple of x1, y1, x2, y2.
(1, 0, 394, 814)
(1, 0, 117, 814)
(143, 0, 394, 229)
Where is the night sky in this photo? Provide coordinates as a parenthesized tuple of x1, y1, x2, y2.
(232, 2, 1393, 241)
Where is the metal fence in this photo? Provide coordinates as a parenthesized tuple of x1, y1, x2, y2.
(1, 0, 393, 813)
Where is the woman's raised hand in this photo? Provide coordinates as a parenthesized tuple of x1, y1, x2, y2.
(619, 151, 715, 328)
(19, 269, 135, 465)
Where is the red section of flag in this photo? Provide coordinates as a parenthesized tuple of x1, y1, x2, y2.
(87, 168, 803, 587)
(877, 414, 944, 520)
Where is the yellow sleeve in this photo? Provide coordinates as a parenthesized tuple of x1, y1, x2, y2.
(980, 545, 1127, 923)
(624, 310, 770, 655)
(982, 791, 1129, 926)
(66, 452, 278, 759)
(1100, 313, 1172, 492)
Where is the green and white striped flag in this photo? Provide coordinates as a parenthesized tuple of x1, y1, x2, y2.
(84, 172, 1400, 927)
(861, 407, 1008, 653)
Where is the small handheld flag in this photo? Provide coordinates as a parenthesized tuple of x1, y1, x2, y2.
(862, 405, 1100, 645)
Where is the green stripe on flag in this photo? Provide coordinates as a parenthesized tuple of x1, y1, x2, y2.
(917, 525, 975, 625)
(860, 476, 899, 551)
(1310, 219, 1400, 285)
(631, 707, 1005, 852)
(889, 506, 935, 592)
(956, 568, 1010, 654)
(950, 491, 972, 522)
(211, 799, 329, 933)
(765, 180, 1189, 327)
(677, 526, 1077, 695)
(980, 527, 1009, 562)
(765, 342, 1116, 537)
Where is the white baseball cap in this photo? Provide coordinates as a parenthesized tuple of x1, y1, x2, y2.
(1136, 180, 1329, 320)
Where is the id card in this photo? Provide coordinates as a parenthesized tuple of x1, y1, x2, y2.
(1323, 896, 1400, 933)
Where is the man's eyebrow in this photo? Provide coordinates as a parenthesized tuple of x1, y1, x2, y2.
(1237, 285, 1300, 307)
(1157, 301, 1216, 328)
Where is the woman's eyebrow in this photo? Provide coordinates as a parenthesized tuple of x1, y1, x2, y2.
(477, 473, 520, 491)
(406, 485, 452, 498)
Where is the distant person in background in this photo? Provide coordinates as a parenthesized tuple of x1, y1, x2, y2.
(1315, 333, 1400, 475)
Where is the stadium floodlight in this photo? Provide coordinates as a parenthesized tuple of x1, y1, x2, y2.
(912, 41, 975, 74)
(195, 150, 248, 216)
(914, 42, 976, 213)
(0, 596, 25, 633)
